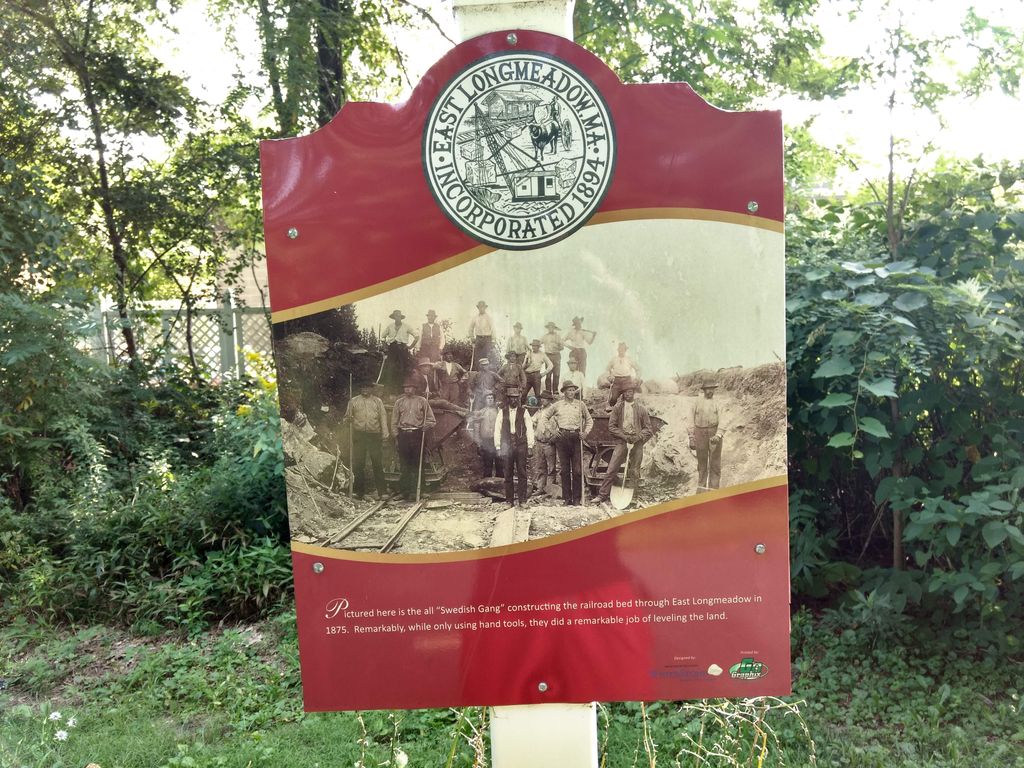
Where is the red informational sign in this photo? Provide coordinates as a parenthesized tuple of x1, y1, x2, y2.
(261, 30, 789, 711)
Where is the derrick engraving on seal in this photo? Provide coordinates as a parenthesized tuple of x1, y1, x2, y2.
(423, 51, 616, 250)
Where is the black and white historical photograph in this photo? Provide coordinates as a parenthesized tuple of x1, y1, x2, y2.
(275, 219, 786, 554)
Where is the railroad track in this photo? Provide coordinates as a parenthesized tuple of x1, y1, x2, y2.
(314, 491, 531, 553)
(321, 496, 426, 553)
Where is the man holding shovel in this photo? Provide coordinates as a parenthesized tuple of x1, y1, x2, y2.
(595, 379, 653, 507)
(689, 376, 723, 491)
(548, 380, 593, 506)
(391, 379, 436, 501)
(343, 382, 390, 501)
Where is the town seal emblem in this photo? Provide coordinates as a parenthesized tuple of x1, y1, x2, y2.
(423, 51, 616, 250)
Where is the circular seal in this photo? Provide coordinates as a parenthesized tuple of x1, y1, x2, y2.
(423, 51, 616, 250)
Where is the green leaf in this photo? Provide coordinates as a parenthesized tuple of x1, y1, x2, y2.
(822, 289, 849, 300)
(830, 330, 860, 348)
(893, 292, 929, 312)
(953, 585, 969, 605)
(854, 292, 890, 307)
(841, 260, 874, 274)
(874, 476, 897, 504)
(886, 260, 918, 274)
(827, 432, 855, 448)
(974, 211, 998, 230)
(860, 378, 898, 398)
(890, 314, 917, 329)
(819, 392, 854, 408)
(844, 275, 877, 289)
(904, 520, 925, 540)
(945, 527, 962, 546)
(982, 521, 1008, 549)
(813, 357, 854, 378)
(858, 417, 890, 438)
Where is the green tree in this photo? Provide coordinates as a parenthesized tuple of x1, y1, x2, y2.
(786, 159, 1024, 619)
(5, 0, 194, 361)
(574, 0, 861, 109)
(220, 0, 452, 134)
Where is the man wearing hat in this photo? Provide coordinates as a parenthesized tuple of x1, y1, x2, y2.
(523, 339, 552, 403)
(497, 349, 527, 402)
(435, 349, 467, 405)
(417, 310, 445, 362)
(689, 377, 723, 491)
(467, 356, 501, 411)
(343, 381, 389, 500)
(493, 387, 535, 507)
(541, 322, 564, 395)
(506, 322, 529, 366)
(467, 392, 502, 479)
(467, 300, 496, 370)
(391, 378, 436, 500)
(595, 380, 653, 504)
(531, 401, 559, 497)
(547, 380, 594, 505)
(380, 310, 418, 391)
(565, 356, 586, 397)
(564, 316, 596, 375)
(605, 342, 641, 406)
(411, 357, 468, 416)
(409, 358, 437, 397)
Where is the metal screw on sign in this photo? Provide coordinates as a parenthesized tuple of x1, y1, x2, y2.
(506, 32, 518, 45)
(755, 544, 766, 555)
(287, 227, 299, 239)
(537, 681, 549, 692)
(746, 201, 759, 213)
(313, 562, 325, 573)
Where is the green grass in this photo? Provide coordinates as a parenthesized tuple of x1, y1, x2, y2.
(2, 609, 1022, 768)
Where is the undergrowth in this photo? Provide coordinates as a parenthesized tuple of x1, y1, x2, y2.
(2, 608, 1022, 768)
(1, 362, 289, 634)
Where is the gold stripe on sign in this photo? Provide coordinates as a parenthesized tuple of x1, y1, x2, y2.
(591, 207, 785, 234)
(290, 474, 788, 564)
(270, 209, 783, 324)
(270, 244, 494, 324)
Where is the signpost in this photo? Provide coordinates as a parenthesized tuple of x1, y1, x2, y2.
(261, 0, 788, 762)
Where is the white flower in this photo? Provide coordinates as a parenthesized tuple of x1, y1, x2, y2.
(54, 730, 69, 741)
(48, 712, 62, 721)
(67, 716, 77, 728)
(393, 749, 409, 768)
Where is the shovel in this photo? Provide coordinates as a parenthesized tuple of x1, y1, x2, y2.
(610, 443, 634, 510)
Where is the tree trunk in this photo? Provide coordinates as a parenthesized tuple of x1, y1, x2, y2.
(316, 0, 347, 126)
(184, 297, 202, 382)
(71, 3, 139, 363)
(890, 397, 904, 570)
(257, 0, 289, 135)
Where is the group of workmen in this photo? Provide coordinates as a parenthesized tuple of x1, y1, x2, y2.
(344, 302, 723, 505)
(378, 301, 604, 398)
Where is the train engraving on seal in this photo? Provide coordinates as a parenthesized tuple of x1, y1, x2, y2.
(423, 51, 616, 250)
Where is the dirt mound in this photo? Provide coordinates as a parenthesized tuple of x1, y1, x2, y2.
(644, 362, 787, 494)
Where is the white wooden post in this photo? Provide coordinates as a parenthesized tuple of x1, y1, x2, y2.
(88, 303, 109, 362)
(218, 290, 238, 376)
(447, 2, 598, 766)
(451, 0, 574, 40)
